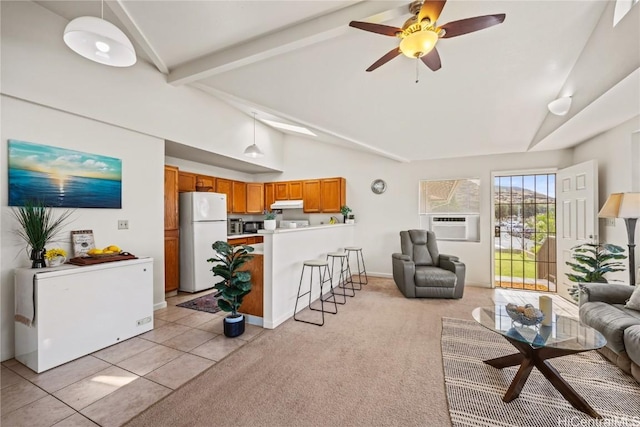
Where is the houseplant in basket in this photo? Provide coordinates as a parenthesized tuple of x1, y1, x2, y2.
(207, 241, 254, 337)
(11, 200, 74, 268)
(565, 241, 627, 301)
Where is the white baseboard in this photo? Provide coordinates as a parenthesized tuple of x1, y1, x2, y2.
(154, 301, 167, 310)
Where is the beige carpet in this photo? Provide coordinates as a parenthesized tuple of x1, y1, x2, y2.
(126, 278, 496, 427)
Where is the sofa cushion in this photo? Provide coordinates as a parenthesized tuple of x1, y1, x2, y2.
(580, 302, 640, 355)
(626, 286, 640, 311)
(624, 325, 640, 367)
(414, 266, 456, 288)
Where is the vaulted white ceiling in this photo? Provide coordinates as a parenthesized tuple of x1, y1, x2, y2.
(36, 0, 639, 162)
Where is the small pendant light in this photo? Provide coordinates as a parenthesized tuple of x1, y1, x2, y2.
(244, 112, 264, 158)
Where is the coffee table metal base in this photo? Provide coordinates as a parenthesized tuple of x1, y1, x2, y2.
(485, 335, 601, 419)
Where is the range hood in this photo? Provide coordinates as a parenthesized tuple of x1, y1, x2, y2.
(270, 200, 304, 210)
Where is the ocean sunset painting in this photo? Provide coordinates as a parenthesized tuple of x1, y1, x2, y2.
(8, 139, 122, 208)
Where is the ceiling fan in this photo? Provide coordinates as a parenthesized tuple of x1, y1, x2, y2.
(349, 0, 505, 72)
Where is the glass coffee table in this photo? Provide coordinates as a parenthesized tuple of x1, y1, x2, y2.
(472, 306, 607, 418)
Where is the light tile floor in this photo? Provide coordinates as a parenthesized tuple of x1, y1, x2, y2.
(1, 289, 265, 427)
(0, 286, 578, 426)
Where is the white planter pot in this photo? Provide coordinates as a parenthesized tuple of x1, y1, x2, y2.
(264, 219, 276, 230)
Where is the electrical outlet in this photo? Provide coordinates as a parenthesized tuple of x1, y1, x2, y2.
(118, 220, 129, 230)
(605, 218, 616, 227)
(136, 316, 151, 326)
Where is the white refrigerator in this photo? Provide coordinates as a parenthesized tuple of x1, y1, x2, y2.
(179, 192, 228, 293)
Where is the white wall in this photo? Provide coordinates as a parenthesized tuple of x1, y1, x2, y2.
(1, 96, 165, 361)
(0, 1, 285, 172)
(165, 156, 256, 183)
(260, 135, 574, 286)
(572, 115, 640, 283)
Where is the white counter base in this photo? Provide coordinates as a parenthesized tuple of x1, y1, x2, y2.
(259, 224, 355, 329)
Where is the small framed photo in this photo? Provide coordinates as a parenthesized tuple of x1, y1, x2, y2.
(71, 230, 95, 257)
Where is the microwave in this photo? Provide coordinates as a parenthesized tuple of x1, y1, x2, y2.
(243, 221, 264, 234)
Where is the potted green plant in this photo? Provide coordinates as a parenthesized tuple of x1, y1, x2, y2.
(566, 242, 627, 301)
(11, 200, 74, 268)
(340, 205, 352, 223)
(264, 210, 277, 230)
(207, 241, 254, 337)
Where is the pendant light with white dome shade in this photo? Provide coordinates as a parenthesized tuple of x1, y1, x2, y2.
(244, 112, 264, 158)
(63, 0, 136, 67)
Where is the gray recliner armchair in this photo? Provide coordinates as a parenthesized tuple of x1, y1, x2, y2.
(392, 230, 465, 299)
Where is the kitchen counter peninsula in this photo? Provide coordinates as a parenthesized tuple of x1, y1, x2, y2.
(257, 223, 355, 328)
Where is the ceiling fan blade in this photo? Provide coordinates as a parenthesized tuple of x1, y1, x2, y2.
(349, 21, 401, 37)
(421, 47, 441, 71)
(418, 0, 447, 24)
(366, 48, 402, 72)
(440, 14, 506, 38)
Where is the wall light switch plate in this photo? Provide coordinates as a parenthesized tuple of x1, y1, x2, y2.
(118, 220, 129, 230)
(605, 218, 616, 227)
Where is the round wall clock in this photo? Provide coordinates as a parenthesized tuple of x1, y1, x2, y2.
(371, 179, 387, 194)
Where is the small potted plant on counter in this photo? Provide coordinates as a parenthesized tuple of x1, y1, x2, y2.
(264, 211, 277, 230)
(208, 241, 254, 337)
(340, 205, 352, 223)
(45, 248, 67, 267)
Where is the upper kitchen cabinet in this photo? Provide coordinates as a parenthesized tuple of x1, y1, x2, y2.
(178, 171, 197, 193)
(274, 181, 303, 200)
(232, 181, 247, 213)
(164, 166, 179, 230)
(196, 175, 215, 191)
(264, 183, 275, 211)
(216, 178, 233, 213)
(246, 183, 264, 214)
(303, 180, 321, 213)
(320, 178, 346, 213)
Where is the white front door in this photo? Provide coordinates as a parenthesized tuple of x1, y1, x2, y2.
(556, 160, 598, 302)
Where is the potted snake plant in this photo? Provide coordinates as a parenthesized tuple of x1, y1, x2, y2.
(207, 241, 254, 337)
(11, 200, 74, 268)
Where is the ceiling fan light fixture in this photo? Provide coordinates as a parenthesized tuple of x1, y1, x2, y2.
(63, 16, 136, 67)
(547, 96, 572, 116)
(244, 112, 264, 158)
(399, 30, 438, 58)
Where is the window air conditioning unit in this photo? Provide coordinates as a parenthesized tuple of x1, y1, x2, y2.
(429, 215, 480, 242)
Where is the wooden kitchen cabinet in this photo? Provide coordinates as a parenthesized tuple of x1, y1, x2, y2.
(303, 180, 321, 213)
(264, 183, 275, 210)
(196, 175, 215, 191)
(164, 229, 179, 293)
(178, 172, 197, 192)
(164, 166, 180, 293)
(232, 181, 247, 213)
(246, 183, 264, 214)
(320, 178, 346, 213)
(239, 254, 264, 317)
(274, 182, 289, 201)
(247, 236, 263, 244)
(274, 181, 303, 201)
(289, 181, 303, 199)
(164, 166, 179, 229)
(216, 178, 233, 213)
(228, 238, 249, 246)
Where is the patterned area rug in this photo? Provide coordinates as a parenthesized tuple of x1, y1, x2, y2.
(176, 292, 222, 314)
(441, 317, 640, 427)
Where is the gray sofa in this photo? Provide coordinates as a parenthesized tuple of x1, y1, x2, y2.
(579, 283, 640, 382)
(392, 230, 465, 299)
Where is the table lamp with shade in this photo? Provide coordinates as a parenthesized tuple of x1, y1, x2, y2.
(598, 192, 640, 286)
